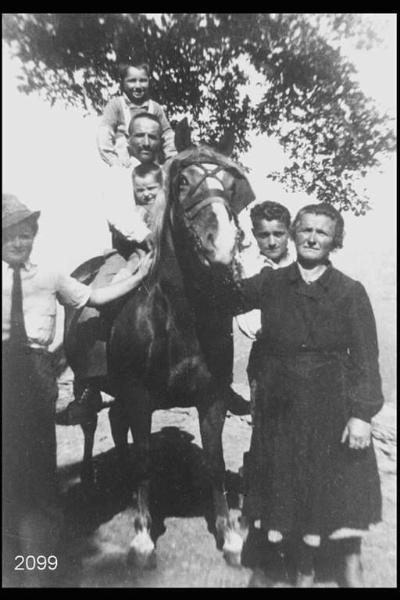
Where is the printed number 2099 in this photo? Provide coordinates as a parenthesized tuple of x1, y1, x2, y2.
(15, 555, 58, 570)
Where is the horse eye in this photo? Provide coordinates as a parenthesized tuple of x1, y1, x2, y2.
(180, 176, 189, 186)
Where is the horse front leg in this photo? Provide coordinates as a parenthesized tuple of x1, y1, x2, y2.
(120, 378, 155, 569)
(198, 387, 244, 566)
(108, 400, 130, 466)
(80, 412, 98, 487)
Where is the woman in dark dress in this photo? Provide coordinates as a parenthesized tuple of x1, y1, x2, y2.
(238, 203, 383, 587)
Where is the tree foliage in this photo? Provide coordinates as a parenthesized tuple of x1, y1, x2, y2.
(2, 12, 396, 214)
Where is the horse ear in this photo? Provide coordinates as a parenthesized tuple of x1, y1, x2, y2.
(216, 128, 235, 156)
(174, 117, 192, 153)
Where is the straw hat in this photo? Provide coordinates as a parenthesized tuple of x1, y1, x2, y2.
(2, 194, 41, 230)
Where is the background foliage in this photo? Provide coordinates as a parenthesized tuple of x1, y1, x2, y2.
(3, 13, 396, 213)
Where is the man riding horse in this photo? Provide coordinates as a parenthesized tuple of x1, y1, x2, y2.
(64, 121, 255, 567)
(67, 114, 249, 423)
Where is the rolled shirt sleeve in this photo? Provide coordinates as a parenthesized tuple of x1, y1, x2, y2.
(56, 273, 91, 309)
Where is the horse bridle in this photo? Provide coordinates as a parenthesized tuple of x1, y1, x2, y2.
(171, 161, 243, 275)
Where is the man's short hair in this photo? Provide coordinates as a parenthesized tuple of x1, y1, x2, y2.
(132, 162, 163, 185)
(128, 112, 162, 136)
(291, 203, 345, 249)
(250, 201, 291, 229)
(118, 61, 150, 82)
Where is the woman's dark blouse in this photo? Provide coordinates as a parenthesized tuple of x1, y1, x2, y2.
(231, 261, 384, 422)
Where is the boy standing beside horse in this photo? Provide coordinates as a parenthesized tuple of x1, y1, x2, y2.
(2, 193, 152, 586)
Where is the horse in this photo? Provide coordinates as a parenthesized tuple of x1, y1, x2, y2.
(64, 131, 255, 568)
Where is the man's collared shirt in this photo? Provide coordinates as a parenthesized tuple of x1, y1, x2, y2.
(2, 260, 90, 348)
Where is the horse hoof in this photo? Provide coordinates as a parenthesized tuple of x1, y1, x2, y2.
(223, 530, 243, 567)
(127, 531, 156, 570)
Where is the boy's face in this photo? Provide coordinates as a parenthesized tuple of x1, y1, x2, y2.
(2, 220, 36, 267)
(123, 67, 150, 105)
(134, 174, 162, 207)
(252, 218, 290, 264)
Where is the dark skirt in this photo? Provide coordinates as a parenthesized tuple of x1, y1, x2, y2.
(242, 352, 382, 537)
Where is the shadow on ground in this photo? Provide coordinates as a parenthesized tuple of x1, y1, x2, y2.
(54, 426, 243, 586)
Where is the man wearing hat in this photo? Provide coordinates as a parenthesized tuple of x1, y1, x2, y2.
(2, 193, 152, 585)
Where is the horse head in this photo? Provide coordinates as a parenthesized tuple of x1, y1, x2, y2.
(164, 120, 255, 274)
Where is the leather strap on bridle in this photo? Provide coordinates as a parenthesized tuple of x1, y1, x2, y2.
(184, 189, 230, 220)
(174, 163, 233, 222)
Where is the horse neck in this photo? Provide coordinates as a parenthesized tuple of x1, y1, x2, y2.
(151, 211, 235, 315)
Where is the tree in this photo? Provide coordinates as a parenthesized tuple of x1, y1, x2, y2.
(2, 12, 396, 214)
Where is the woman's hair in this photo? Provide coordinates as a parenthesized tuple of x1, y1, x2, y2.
(291, 203, 345, 249)
(250, 201, 291, 229)
(132, 162, 163, 186)
(118, 61, 150, 84)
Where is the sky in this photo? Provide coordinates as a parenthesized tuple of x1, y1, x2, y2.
(2, 13, 397, 400)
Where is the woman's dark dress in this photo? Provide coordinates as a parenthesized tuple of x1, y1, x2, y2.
(238, 262, 383, 537)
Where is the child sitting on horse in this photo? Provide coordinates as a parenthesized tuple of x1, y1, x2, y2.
(66, 162, 165, 423)
(109, 160, 164, 262)
(97, 60, 177, 168)
(2, 193, 152, 586)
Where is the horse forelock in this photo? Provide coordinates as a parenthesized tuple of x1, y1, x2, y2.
(167, 145, 255, 216)
(149, 145, 254, 283)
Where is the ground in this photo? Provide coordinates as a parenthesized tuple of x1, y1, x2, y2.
(6, 329, 397, 588)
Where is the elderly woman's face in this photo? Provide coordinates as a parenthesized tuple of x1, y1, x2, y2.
(295, 213, 336, 264)
(2, 220, 36, 266)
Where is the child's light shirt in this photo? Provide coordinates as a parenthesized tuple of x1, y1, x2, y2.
(102, 159, 151, 244)
(2, 260, 90, 348)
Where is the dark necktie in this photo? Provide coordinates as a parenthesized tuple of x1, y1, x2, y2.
(9, 265, 28, 345)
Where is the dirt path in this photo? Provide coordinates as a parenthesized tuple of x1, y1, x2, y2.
(51, 327, 396, 588)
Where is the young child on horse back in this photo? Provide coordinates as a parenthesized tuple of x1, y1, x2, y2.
(97, 59, 177, 168)
(2, 193, 152, 586)
(65, 161, 165, 424)
(110, 161, 164, 276)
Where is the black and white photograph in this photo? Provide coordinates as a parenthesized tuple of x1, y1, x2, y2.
(2, 13, 396, 588)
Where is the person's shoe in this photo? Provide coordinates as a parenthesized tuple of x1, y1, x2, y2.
(342, 553, 364, 587)
(228, 388, 251, 416)
(295, 570, 315, 588)
(66, 386, 103, 425)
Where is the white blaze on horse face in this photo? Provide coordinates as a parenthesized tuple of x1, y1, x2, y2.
(178, 163, 238, 264)
(210, 203, 237, 264)
(195, 201, 237, 265)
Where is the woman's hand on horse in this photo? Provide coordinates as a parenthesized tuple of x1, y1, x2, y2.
(341, 417, 372, 450)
